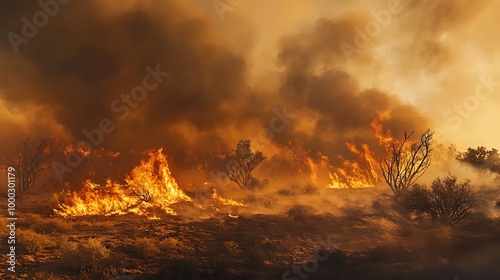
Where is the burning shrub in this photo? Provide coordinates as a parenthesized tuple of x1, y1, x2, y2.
(53, 149, 192, 217)
(400, 174, 476, 226)
(17, 229, 55, 256)
(133, 237, 160, 258)
(63, 238, 114, 276)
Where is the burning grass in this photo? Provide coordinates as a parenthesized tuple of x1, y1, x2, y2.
(53, 149, 192, 217)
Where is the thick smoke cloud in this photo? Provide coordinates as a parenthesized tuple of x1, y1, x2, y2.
(273, 16, 428, 163)
(0, 0, 497, 177)
(0, 1, 262, 157)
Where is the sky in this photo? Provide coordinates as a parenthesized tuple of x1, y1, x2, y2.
(0, 0, 499, 166)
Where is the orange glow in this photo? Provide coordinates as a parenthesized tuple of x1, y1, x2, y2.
(302, 114, 399, 189)
(63, 143, 91, 158)
(53, 149, 191, 217)
(211, 188, 247, 207)
(325, 142, 379, 189)
(370, 112, 394, 149)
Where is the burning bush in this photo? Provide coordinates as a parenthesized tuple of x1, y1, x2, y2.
(53, 149, 192, 217)
(400, 174, 476, 226)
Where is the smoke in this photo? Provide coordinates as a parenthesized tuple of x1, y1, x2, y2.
(0, 0, 498, 196)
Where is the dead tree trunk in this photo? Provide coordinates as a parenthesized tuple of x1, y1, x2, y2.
(16, 138, 49, 192)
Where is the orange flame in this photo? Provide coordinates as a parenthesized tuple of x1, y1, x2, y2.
(326, 142, 379, 189)
(53, 149, 191, 217)
(304, 113, 398, 189)
(63, 143, 91, 158)
(211, 188, 247, 207)
(370, 111, 394, 149)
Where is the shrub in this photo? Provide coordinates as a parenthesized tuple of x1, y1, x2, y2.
(158, 237, 192, 259)
(287, 205, 313, 221)
(17, 229, 54, 256)
(223, 240, 241, 256)
(240, 236, 265, 268)
(21, 213, 72, 234)
(134, 237, 160, 258)
(401, 175, 476, 226)
(63, 238, 113, 275)
(32, 218, 73, 234)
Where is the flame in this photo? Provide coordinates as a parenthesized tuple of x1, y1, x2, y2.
(306, 158, 318, 184)
(54, 149, 191, 217)
(370, 112, 394, 149)
(63, 143, 91, 158)
(211, 188, 247, 207)
(304, 113, 398, 189)
(326, 142, 379, 189)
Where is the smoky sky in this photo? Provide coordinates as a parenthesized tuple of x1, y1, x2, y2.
(3, 0, 491, 170)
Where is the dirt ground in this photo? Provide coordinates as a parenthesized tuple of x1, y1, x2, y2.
(0, 193, 499, 280)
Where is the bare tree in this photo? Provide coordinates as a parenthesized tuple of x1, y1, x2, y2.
(222, 140, 265, 189)
(16, 138, 49, 192)
(401, 175, 476, 226)
(381, 130, 433, 195)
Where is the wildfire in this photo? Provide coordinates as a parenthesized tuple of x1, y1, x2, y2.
(211, 188, 247, 207)
(63, 143, 92, 158)
(305, 114, 398, 189)
(370, 112, 395, 149)
(53, 149, 191, 217)
(325, 142, 379, 189)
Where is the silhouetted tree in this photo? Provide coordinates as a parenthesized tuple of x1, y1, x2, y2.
(221, 140, 265, 189)
(16, 138, 49, 191)
(457, 146, 500, 173)
(381, 130, 434, 195)
(401, 174, 476, 226)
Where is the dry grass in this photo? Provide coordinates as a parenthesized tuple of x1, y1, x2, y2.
(21, 213, 73, 234)
(133, 237, 160, 258)
(17, 228, 55, 256)
(62, 238, 114, 276)
(158, 236, 193, 259)
(33, 271, 58, 280)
